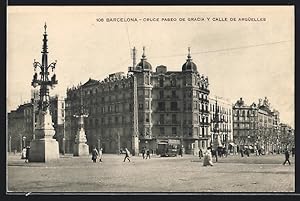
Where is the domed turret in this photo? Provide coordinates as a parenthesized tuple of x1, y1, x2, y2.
(136, 46, 152, 71)
(182, 47, 197, 72)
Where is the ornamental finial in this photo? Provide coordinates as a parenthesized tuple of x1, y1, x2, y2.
(142, 46, 146, 59)
(187, 47, 191, 59)
(44, 22, 47, 33)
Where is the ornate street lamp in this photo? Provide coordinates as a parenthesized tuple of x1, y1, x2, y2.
(22, 136, 26, 148)
(73, 87, 89, 156)
(211, 100, 223, 162)
(28, 23, 60, 162)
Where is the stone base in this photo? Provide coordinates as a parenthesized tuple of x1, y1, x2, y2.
(29, 138, 59, 162)
(73, 143, 89, 156)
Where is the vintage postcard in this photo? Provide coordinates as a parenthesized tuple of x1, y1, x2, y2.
(7, 6, 294, 193)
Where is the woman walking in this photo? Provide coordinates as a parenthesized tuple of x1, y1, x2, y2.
(123, 148, 131, 162)
(92, 147, 99, 163)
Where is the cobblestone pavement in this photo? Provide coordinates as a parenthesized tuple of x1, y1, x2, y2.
(7, 153, 295, 193)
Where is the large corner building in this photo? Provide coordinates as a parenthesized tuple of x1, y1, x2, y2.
(65, 47, 211, 155)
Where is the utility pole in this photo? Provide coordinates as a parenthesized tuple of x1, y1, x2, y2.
(118, 132, 121, 154)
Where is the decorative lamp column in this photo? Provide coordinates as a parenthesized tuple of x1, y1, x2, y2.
(73, 87, 89, 156)
(212, 100, 222, 162)
(29, 23, 60, 162)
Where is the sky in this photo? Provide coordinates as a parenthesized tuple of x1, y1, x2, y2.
(7, 6, 294, 127)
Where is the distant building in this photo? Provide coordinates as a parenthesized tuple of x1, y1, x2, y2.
(209, 95, 233, 152)
(7, 92, 65, 153)
(279, 123, 294, 151)
(65, 47, 210, 155)
(8, 103, 34, 152)
(232, 97, 285, 153)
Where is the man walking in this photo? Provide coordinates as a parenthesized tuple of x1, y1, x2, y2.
(179, 147, 183, 157)
(283, 149, 291, 165)
(141, 147, 145, 159)
(123, 148, 131, 162)
(145, 149, 151, 159)
(198, 149, 202, 159)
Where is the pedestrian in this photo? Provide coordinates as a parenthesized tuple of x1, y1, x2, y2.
(179, 147, 183, 157)
(99, 148, 103, 162)
(141, 147, 145, 159)
(292, 147, 295, 157)
(146, 149, 151, 159)
(25, 146, 30, 163)
(199, 149, 202, 159)
(123, 148, 131, 162)
(246, 149, 250, 157)
(282, 149, 291, 165)
(203, 148, 213, 166)
(240, 149, 244, 157)
(21, 147, 27, 159)
(91, 147, 99, 163)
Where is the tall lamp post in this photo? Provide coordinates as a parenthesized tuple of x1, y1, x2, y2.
(211, 100, 222, 162)
(9, 136, 12, 153)
(22, 136, 26, 148)
(62, 116, 65, 155)
(29, 23, 60, 162)
(73, 87, 89, 156)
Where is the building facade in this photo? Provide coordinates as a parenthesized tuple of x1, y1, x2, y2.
(279, 123, 295, 151)
(65, 73, 137, 154)
(65, 47, 210, 155)
(7, 93, 65, 153)
(209, 95, 233, 152)
(8, 103, 34, 152)
(232, 97, 286, 153)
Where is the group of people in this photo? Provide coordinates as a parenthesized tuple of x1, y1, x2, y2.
(92, 147, 132, 163)
(91, 147, 103, 163)
(141, 148, 151, 159)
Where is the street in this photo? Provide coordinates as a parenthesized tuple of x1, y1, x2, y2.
(7, 153, 294, 193)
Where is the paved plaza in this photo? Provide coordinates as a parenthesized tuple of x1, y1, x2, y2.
(7, 153, 294, 193)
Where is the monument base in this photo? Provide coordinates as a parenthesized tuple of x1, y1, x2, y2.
(29, 138, 59, 162)
(73, 143, 89, 156)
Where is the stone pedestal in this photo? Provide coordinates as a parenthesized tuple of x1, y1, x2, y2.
(73, 127, 89, 156)
(29, 138, 59, 162)
(193, 140, 200, 156)
(132, 135, 139, 156)
(29, 109, 59, 162)
(73, 143, 89, 156)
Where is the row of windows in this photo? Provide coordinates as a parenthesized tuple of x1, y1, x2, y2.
(210, 104, 232, 115)
(158, 78, 177, 87)
(69, 91, 133, 103)
(86, 103, 133, 115)
(233, 123, 258, 129)
(157, 102, 179, 111)
(83, 82, 134, 95)
(158, 127, 209, 137)
(234, 110, 257, 117)
(84, 115, 132, 127)
(234, 116, 256, 121)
